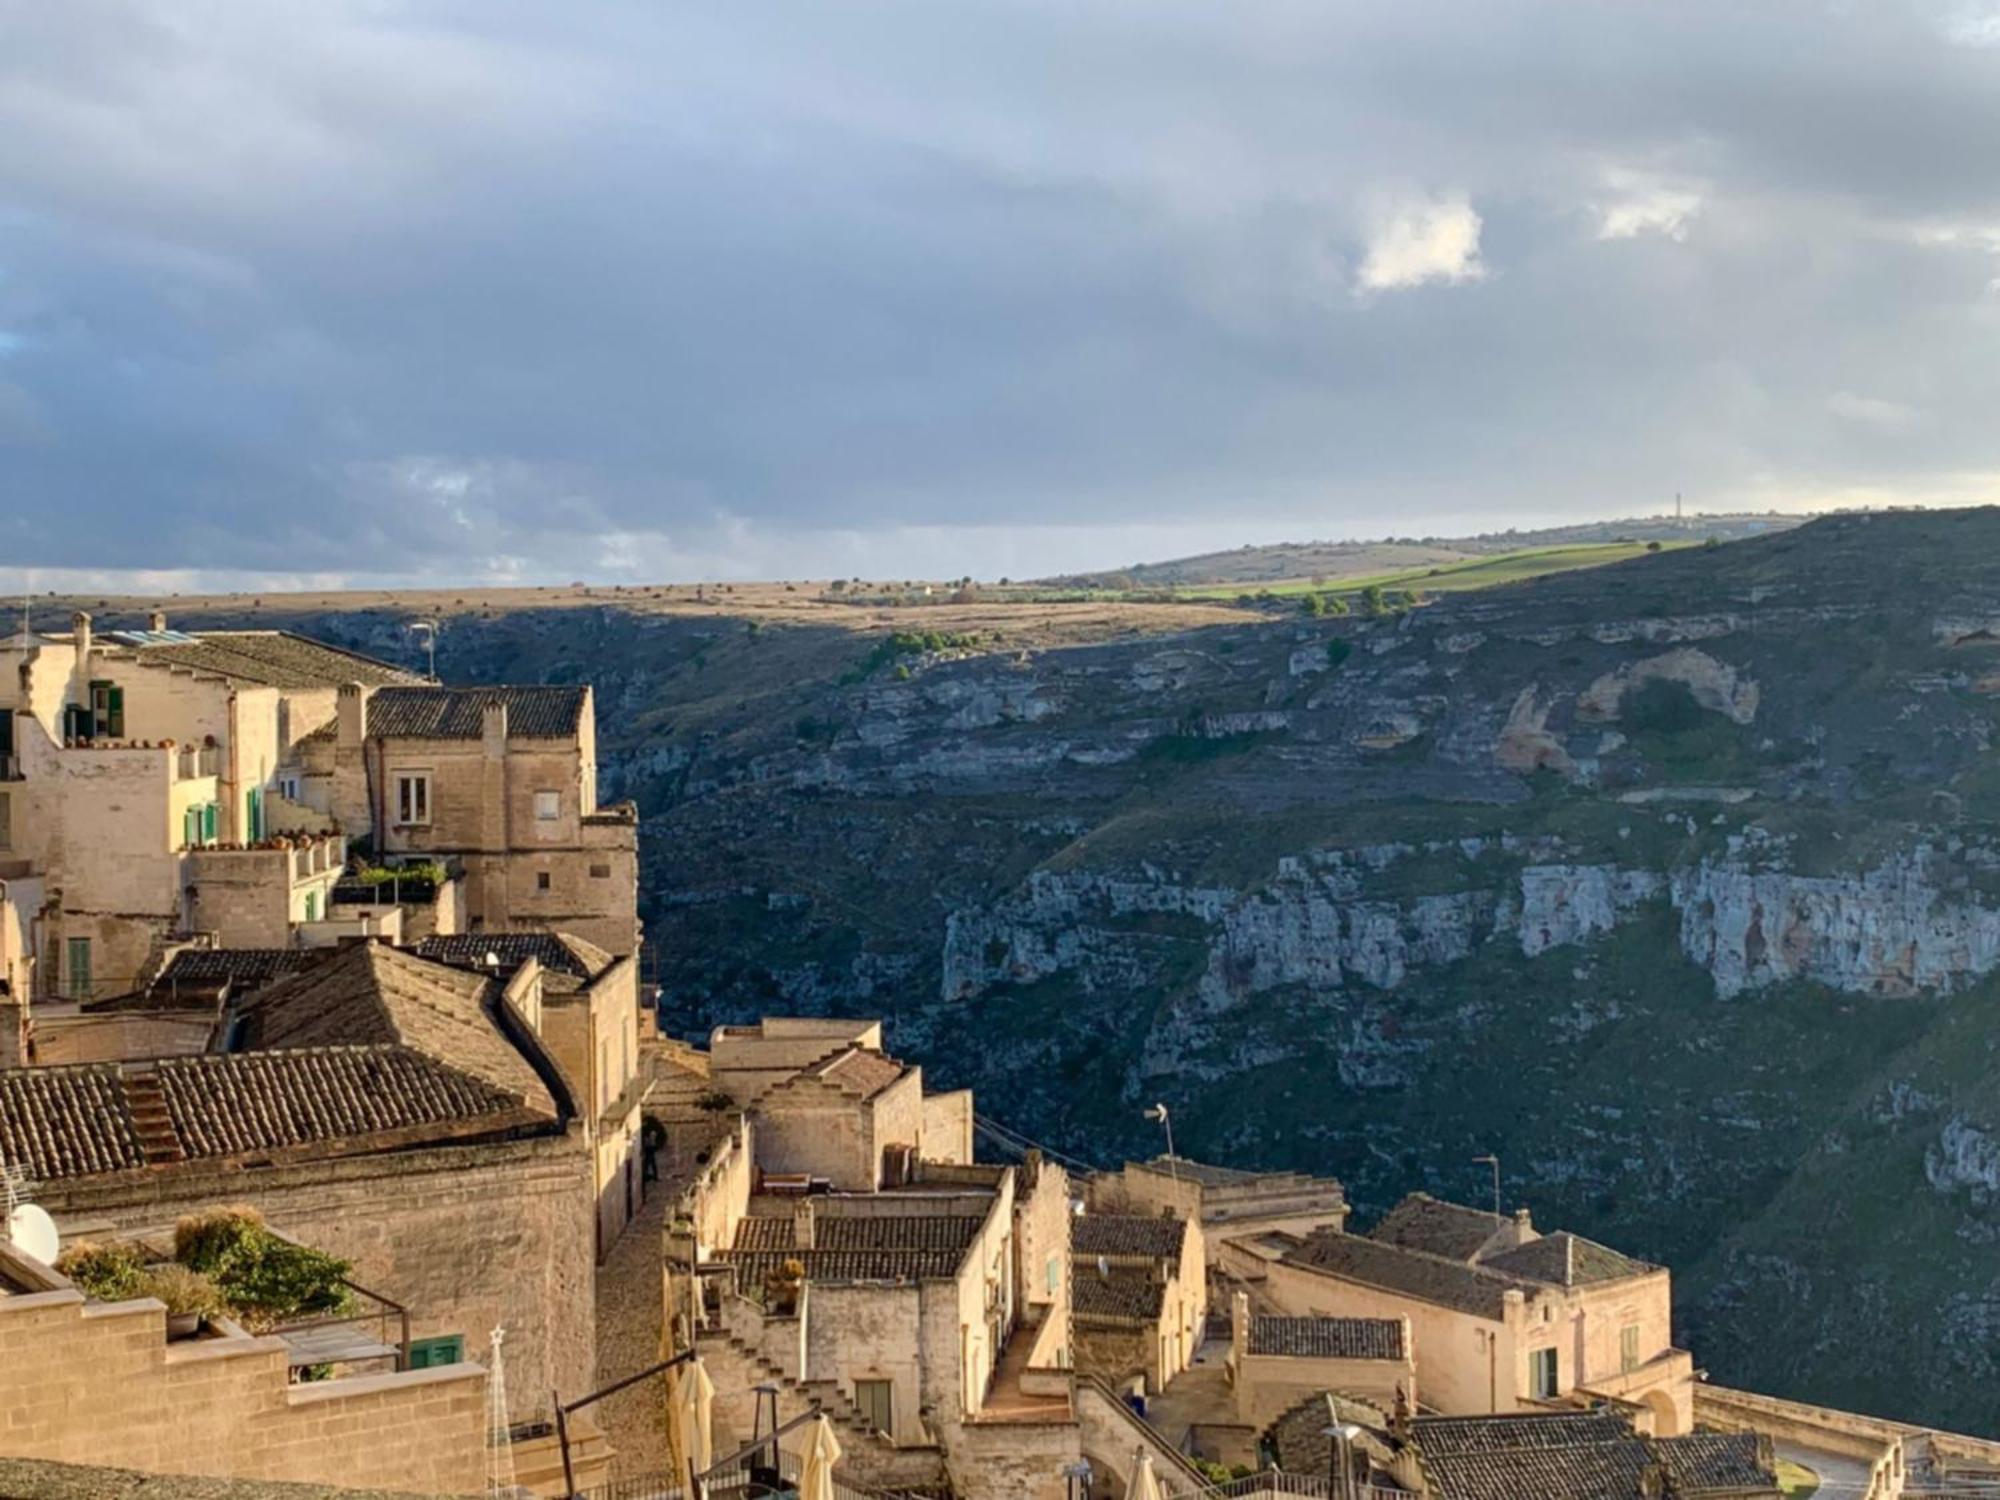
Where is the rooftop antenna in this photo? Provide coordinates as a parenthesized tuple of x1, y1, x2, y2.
(1472, 1154, 1501, 1220)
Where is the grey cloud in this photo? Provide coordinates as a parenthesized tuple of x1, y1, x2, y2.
(4, 1, 2000, 581)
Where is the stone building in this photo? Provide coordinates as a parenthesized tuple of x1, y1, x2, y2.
(1070, 1211, 1207, 1398)
(0, 1241, 486, 1495)
(1224, 1293, 1416, 1430)
(1088, 1154, 1349, 1265)
(300, 682, 639, 957)
(1220, 1193, 1693, 1434)
(0, 615, 417, 1012)
(0, 940, 598, 1425)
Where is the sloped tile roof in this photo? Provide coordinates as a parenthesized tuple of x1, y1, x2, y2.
(119, 631, 414, 690)
(1283, 1230, 1511, 1319)
(1073, 1273, 1165, 1322)
(1248, 1315, 1405, 1361)
(1412, 1411, 1635, 1457)
(1649, 1433, 1778, 1496)
(1369, 1193, 1511, 1261)
(1421, 1439, 1657, 1500)
(1479, 1231, 1655, 1287)
(0, 1047, 555, 1182)
(413, 931, 614, 980)
(363, 684, 587, 740)
(90, 948, 329, 1012)
(732, 1214, 985, 1254)
(0, 1067, 146, 1179)
(227, 942, 552, 1116)
(1073, 1213, 1188, 1270)
(721, 1248, 965, 1285)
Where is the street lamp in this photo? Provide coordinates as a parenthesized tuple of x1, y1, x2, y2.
(1144, 1103, 1177, 1184)
(1324, 1422, 1364, 1500)
(1472, 1153, 1501, 1219)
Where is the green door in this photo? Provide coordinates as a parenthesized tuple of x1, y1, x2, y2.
(65, 937, 92, 1000)
(247, 787, 264, 842)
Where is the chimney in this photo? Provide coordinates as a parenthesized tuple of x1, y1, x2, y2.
(792, 1198, 816, 1251)
(71, 611, 91, 664)
(1511, 1205, 1536, 1247)
(482, 698, 508, 759)
(336, 683, 371, 749)
(148, 610, 167, 633)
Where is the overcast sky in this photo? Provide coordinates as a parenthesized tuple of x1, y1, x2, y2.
(6, 1, 2000, 588)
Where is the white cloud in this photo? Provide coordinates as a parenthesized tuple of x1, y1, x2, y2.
(1595, 169, 1704, 242)
(1356, 192, 1486, 293)
(1827, 391, 1925, 431)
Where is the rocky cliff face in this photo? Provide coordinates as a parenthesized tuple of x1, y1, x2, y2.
(200, 507, 2000, 1433)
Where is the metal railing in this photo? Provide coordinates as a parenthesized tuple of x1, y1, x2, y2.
(576, 1450, 924, 1500)
(1172, 1477, 1406, 1500)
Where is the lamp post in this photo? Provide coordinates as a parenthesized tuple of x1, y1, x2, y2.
(1472, 1153, 1501, 1219)
(1324, 1422, 1364, 1500)
(1144, 1103, 1177, 1186)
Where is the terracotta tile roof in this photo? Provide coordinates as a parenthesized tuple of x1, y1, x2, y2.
(363, 684, 587, 740)
(413, 932, 614, 980)
(1650, 1433, 1778, 1496)
(1283, 1230, 1511, 1319)
(0, 1048, 555, 1181)
(721, 1248, 965, 1285)
(1369, 1193, 1511, 1261)
(227, 943, 554, 1117)
(1073, 1274, 1165, 1322)
(1412, 1412, 1634, 1457)
(1073, 1213, 1188, 1271)
(154, 1048, 548, 1160)
(806, 1047, 907, 1099)
(87, 948, 328, 1011)
(1479, 1231, 1655, 1287)
(1421, 1438, 1657, 1500)
(116, 631, 414, 690)
(1248, 1315, 1405, 1361)
(731, 1214, 986, 1254)
(0, 1067, 146, 1179)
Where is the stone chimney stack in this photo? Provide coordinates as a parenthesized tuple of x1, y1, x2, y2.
(792, 1198, 816, 1251)
(148, 610, 168, 633)
(71, 611, 91, 664)
(482, 698, 508, 760)
(336, 683, 370, 750)
(1511, 1205, 1536, 1247)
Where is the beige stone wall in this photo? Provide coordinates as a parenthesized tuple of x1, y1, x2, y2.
(1234, 1350, 1414, 1430)
(755, 1083, 872, 1188)
(709, 1020, 882, 1105)
(805, 1282, 927, 1441)
(30, 1010, 212, 1065)
(1013, 1160, 1073, 1335)
(867, 1069, 925, 1186)
(185, 842, 343, 948)
(946, 1419, 1078, 1500)
(0, 1290, 484, 1495)
(919, 1088, 974, 1164)
(1072, 1319, 1156, 1391)
(39, 1133, 596, 1424)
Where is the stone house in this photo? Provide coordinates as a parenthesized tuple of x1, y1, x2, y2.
(1089, 1155, 1349, 1266)
(0, 614, 417, 1011)
(1071, 1211, 1207, 1397)
(1221, 1193, 1693, 1434)
(415, 931, 646, 1256)
(0, 940, 598, 1425)
(704, 1017, 975, 1190)
(0, 1241, 486, 1495)
(301, 683, 640, 957)
(1225, 1293, 1416, 1430)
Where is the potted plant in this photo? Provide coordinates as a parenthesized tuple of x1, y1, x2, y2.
(139, 1263, 226, 1339)
(55, 1240, 149, 1301)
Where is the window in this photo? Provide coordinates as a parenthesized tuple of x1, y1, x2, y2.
(396, 773, 431, 825)
(1530, 1347, 1559, 1400)
(64, 937, 91, 1000)
(408, 1334, 464, 1370)
(590, 862, 612, 879)
(277, 774, 301, 801)
(1620, 1323, 1640, 1373)
(184, 801, 219, 849)
(246, 787, 264, 842)
(88, 680, 124, 739)
(536, 870, 552, 891)
(303, 891, 318, 923)
(853, 1379, 893, 1437)
(534, 790, 560, 821)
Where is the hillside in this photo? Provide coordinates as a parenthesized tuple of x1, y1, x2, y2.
(68, 506, 2000, 1435)
(1052, 511, 1809, 589)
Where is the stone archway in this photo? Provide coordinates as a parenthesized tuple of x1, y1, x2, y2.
(1643, 1388, 1684, 1437)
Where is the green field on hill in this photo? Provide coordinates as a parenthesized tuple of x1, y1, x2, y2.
(1183, 539, 1696, 600)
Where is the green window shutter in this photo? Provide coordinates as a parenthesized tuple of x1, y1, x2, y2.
(107, 686, 124, 739)
(408, 1334, 464, 1369)
(202, 803, 217, 843)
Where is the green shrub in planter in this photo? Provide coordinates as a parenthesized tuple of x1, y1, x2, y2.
(55, 1240, 150, 1302)
(174, 1205, 353, 1331)
(137, 1263, 227, 1321)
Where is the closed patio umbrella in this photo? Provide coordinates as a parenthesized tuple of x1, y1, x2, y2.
(1123, 1449, 1164, 1500)
(798, 1411, 843, 1500)
(667, 1355, 715, 1483)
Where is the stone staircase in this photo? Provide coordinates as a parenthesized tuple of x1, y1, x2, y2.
(118, 1062, 185, 1165)
(703, 1298, 895, 1460)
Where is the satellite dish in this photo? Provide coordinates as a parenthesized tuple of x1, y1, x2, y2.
(7, 1203, 58, 1265)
